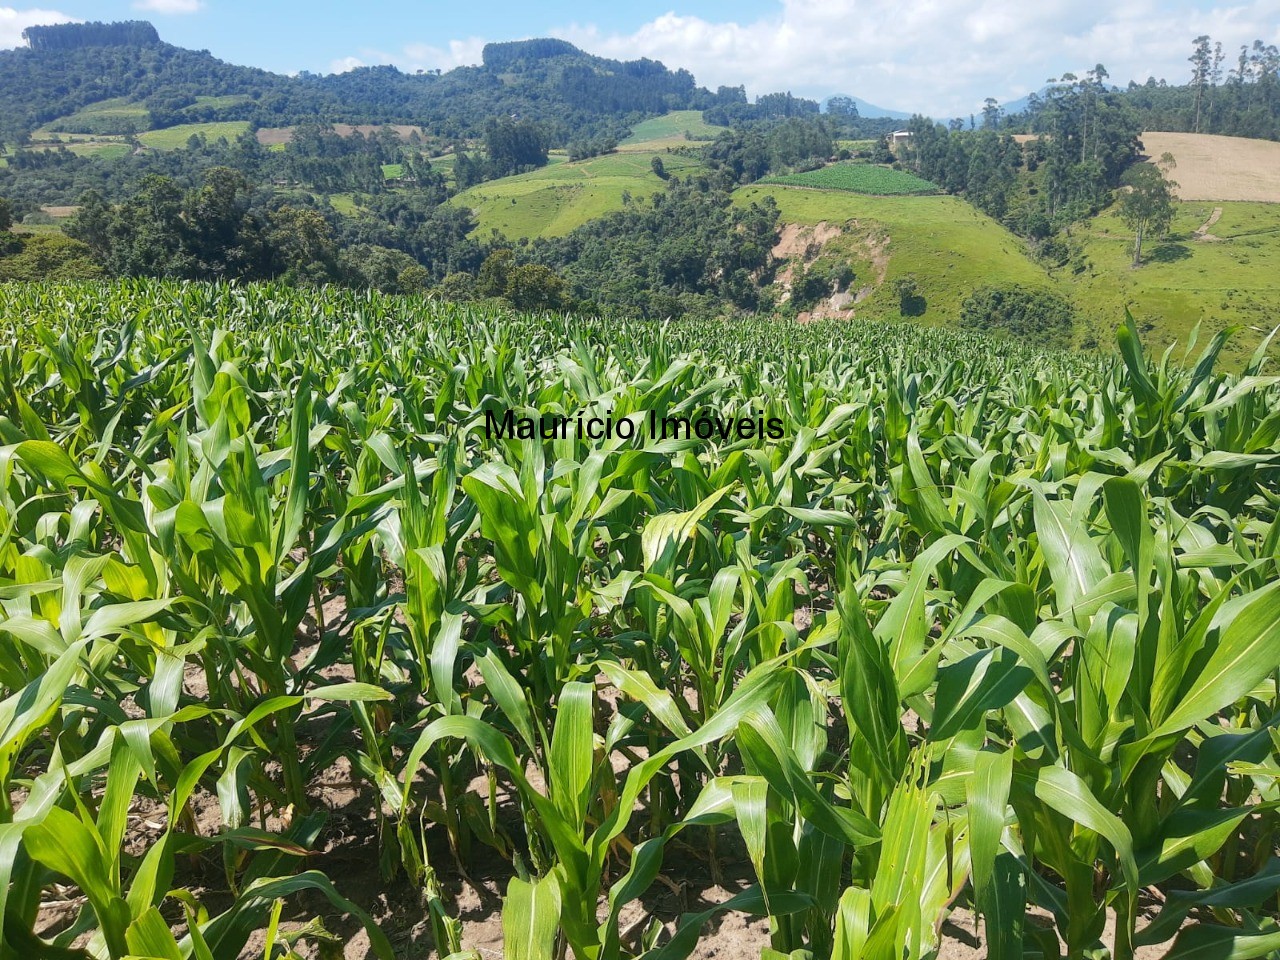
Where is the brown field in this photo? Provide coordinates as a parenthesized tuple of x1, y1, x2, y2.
(256, 123, 428, 146)
(1139, 131, 1280, 202)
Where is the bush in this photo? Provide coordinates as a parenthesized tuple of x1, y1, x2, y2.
(435, 272, 477, 302)
(828, 262, 856, 292)
(893, 275, 926, 317)
(960, 284, 1074, 342)
(791, 270, 831, 311)
(0, 234, 102, 281)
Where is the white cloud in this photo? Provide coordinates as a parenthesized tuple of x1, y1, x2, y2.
(133, 0, 202, 13)
(330, 36, 485, 75)
(551, 0, 1280, 116)
(330, 55, 365, 74)
(0, 6, 77, 48)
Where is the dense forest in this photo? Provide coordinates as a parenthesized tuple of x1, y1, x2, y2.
(902, 69, 1143, 234)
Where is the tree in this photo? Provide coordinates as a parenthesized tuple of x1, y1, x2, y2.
(982, 98, 1001, 130)
(504, 263, 567, 310)
(265, 206, 337, 284)
(483, 118, 547, 177)
(1189, 35, 1212, 132)
(826, 95, 859, 119)
(183, 167, 262, 278)
(650, 156, 667, 179)
(1117, 156, 1176, 266)
(0, 197, 11, 232)
(477, 249, 515, 298)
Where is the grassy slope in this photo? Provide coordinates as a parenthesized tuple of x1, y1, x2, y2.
(450, 150, 706, 239)
(618, 110, 726, 150)
(44, 97, 150, 132)
(138, 121, 251, 149)
(1066, 200, 1280, 368)
(736, 185, 1054, 325)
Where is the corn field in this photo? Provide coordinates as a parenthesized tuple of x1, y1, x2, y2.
(1, 280, 1279, 960)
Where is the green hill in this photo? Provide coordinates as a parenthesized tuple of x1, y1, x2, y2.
(736, 184, 1056, 325)
(1064, 200, 1280, 368)
(450, 150, 707, 239)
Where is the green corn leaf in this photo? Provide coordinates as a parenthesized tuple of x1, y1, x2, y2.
(549, 682, 595, 830)
(503, 872, 563, 960)
(1032, 489, 1107, 613)
(1162, 925, 1280, 960)
(1152, 581, 1280, 739)
(125, 907, 183, 960)
(1021, 764, 1138, 894)
(967, 750, 1023, 960)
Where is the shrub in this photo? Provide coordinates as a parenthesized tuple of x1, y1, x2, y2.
(893, 275, 926, 316)
(791, 270, 831, 310)
(0, 234, 102, 281)
(960, 284, 1074, 342)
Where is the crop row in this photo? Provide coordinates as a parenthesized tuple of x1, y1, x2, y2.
(0, 281, 1277, 959)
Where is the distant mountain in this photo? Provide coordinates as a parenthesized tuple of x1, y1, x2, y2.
(0, 24, 738, 142)
(1001, 92, 1037, 116)
(821, 95, 912, 121)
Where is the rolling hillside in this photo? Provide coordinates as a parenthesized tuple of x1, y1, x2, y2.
(1067, 199, 1280, 368)
(450, 147, 708, 238)
(0, 24, 734, 142)
(736, 185, 1056, 325)
(447, 120, 1280, 366)
(617, 110, 727, 150)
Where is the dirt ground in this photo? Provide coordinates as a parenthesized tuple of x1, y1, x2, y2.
(26, 597, 1189, 959)
(230, 772, 1170, 960)
(1139, 131, 1280, 202)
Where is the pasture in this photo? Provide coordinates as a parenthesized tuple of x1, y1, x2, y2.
(618, 109, 726, 149)
(138, 121, 252, 149)
(450, 150, 706, 238)
(43, 97, 150, 134)
(736, 185, 1054, 324)
(1067, 199, 1280, 368)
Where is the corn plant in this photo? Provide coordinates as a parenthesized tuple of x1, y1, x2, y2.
(0, 280, 1277, 959)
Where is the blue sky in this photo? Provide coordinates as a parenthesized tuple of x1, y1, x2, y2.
(3, 1, 1278, 116)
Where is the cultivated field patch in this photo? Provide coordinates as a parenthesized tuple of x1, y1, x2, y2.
(618, 109, 726, 147)
(1140, 131, 1280, 202)
(138, 121, 251, 149)
(255, 122, 430, 146)
(762, 162, 940, 195)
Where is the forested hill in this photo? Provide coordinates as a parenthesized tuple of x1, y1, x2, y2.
(0, 23, 736, 143)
